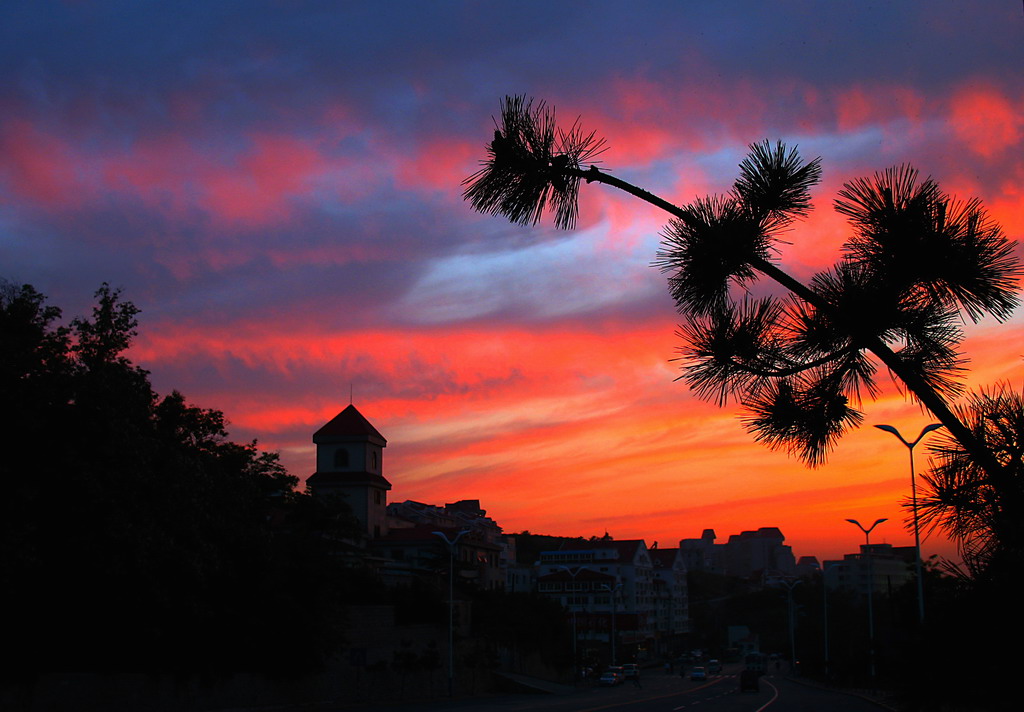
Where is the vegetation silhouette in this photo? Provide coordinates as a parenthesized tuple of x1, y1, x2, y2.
(0, 281, 367, 675)
(463, 94, 1023, 576)
(2, 281, 578, 710)
(465, 96, 1023, 708)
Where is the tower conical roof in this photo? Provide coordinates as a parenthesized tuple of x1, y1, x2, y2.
(313, 404, 386, 444)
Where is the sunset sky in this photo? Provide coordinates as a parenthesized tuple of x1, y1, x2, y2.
(3, 1, 1023, 563)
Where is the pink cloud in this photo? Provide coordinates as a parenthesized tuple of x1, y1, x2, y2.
(396, 135, 478, 194)
(0, 119, 89, 207)
(2, 104, 384, 232)
(834, 84, 927, 134)
(200, 133, 333, 227)
(949, 83, 1022, 159)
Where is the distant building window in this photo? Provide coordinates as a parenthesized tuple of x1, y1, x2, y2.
(334, 448, 349, 468)
(372, 450, 378, 470)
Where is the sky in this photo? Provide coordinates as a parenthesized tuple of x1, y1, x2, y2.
(3, 1, 1023, 564)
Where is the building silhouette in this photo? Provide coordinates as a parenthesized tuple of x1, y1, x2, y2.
(307, 404, 391, 539)
(679, 527, 796, 579)
(823, 543, 915, 595)
(304, 403, 836, 668)
(307, 404, 509, 589)
(535, 538, 689, 661)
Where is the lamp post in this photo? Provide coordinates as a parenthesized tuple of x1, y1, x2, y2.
(598, 582, 622, 666)
(846, 517, 886, 685)
(433, 529, 470, 697)
(559, 566, 589, 683)
(780, 578, 800, 675)
(875, 422, 942, 624)
(821, 562, 830, 679)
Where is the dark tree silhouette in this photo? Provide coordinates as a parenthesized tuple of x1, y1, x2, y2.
(0, 281, 358, 674)
(918, 385, 1024, 575)
(463, 95, 1022, 564)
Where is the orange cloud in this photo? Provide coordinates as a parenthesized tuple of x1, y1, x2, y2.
(128, 298, 1021, 566)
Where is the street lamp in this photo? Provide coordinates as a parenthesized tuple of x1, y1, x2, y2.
(846, 517, 886, 685)
(779, 578, 800, 675)
(821, 561, 834, 680)
(598, 582, 623, 666)
(559, 566, 589, 683)
(875, 422, 943, 623)
(433, 529, 470, 697)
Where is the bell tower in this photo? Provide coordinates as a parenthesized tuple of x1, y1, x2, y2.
(307, 404, 390, 538)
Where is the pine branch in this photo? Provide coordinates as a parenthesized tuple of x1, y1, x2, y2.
(463, 95, 1021, 483)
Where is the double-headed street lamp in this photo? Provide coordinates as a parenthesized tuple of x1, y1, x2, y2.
(559, 565, 589, 683)
(598, 582, 623, 666)
(433, 528, 470, 697)
(875, 422, 943, 623)
(779, 578, 800, 675)
(846, 517, 886, 685)
(821, 561, 835, 679)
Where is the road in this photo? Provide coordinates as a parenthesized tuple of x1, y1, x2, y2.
(334, 668, 891, 712)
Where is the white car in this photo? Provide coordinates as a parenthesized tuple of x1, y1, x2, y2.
(599, 671, 623, 686)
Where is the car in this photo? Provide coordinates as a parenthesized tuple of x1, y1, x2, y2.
(739, 669, 760, 692)
(599, 671, 623, 686)
(622, 663, 640, 679)
(707, 659, 722, 673)
(690, 666, 707, 681)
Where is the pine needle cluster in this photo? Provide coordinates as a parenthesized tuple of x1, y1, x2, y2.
(462, 95, 1021, 473)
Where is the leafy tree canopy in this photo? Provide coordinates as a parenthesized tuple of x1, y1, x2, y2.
(0, 281, 353, 673)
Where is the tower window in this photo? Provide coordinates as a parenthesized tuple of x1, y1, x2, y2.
(334, 448, 349, 468)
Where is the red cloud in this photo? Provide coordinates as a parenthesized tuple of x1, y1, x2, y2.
(834, 84, 927, 134)
(202, 133, 335, 227)
(2, 108, 383, 230)
(128, 296, 1016, 565)
(396, 135, 479, 194)
(950, 83, 1022, 159)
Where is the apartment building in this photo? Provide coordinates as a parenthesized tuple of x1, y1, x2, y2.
(823, 543, 915, 595)
(535, 538, 688, 662)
